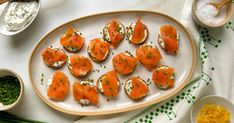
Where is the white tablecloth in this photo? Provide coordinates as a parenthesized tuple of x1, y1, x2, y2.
(0, 0, 233, 123)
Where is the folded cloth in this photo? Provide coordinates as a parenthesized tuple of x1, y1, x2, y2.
(75, 0, 234, 123)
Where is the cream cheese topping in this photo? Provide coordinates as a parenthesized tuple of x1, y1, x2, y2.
(97, 76, 104, 93)
(4, 1, 38, 31)
(125, 79, 133, 95)
(47, 75, 53, 91)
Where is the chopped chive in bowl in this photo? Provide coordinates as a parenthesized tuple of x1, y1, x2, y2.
(0, 69, 24, 111)
(0, 75, 20, 106)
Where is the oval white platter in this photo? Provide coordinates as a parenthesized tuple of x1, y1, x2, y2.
(29, 11, 196, 115)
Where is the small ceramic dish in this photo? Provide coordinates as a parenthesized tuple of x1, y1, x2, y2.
(0, 69, 24, 111)
(192, 0, 233, 28)
(190, 95, 234, 123)
(0, 0, 40, 35)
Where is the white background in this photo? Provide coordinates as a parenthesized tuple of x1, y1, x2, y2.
(0, 0, 189, 122)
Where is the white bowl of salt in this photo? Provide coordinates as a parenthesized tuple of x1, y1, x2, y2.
(192, 0, 233, 28)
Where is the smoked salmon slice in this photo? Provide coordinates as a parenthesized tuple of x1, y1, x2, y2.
(87, 38, 110, 62)
(47, 70, 69, 101)
(60, 27, 85, 52)
(68, 55, 93, 78)
(158, 25, 179, 54)
(124, 77, 149, 100)
(112, 52, 138, 75)
(103, 19, 125, 48)
(73, 81, 99, 105)
(127, 17, 148, 44)
(41, 47, 67, 68)
(97, 70, 120, 98)
(152, 65, 175, 89)
(136, 44, 162, 71)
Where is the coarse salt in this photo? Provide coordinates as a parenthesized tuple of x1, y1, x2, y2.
(195, 0, 227, 25)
